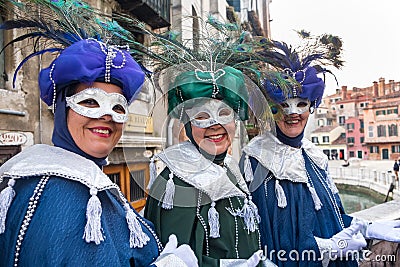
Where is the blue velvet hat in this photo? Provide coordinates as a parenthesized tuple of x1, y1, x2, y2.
(264, 66, 325, 107)
(261, 33, 343, 108)
(39, 38, 145, 106)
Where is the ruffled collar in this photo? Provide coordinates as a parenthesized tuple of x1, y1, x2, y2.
(155, 141, 248, 201)
(242, 131, 328, 183)
(0, 144, 119, 193)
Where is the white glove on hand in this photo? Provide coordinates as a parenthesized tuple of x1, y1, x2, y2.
(246, 250, 263, 267)
(365, 220, 400, 242)
(154, 234, 198, 267)
(315, 221, 367, 258)
(246, 250, 277, 267)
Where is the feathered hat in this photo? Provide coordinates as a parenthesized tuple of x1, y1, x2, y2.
(260, 30, 344, 108)
(0, 0, 149, 108)
(136, 15, 275, 126)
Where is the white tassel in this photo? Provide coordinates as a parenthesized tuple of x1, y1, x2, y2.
(240, 198, 256, 233)
(0, 178, 16, 234)
(83, 188, 104, 245)
(308, 185, 323, 210)
(161, 172, 175, 210)
(244, 154, 254, 182)
(208, 201, 220, 238)
(147, 157, 157, 190)
(248, 196, 261, 224)
(124, 203, 150, 248)
(275, 180, 287, 208)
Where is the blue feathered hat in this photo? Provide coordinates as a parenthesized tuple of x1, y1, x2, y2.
(39, 39, 144, 106)
(264, 66, 325, 107)
(261, 32, 343, 108)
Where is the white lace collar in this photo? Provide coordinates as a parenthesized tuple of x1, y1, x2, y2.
(156, 141, 248, 201)
(242, 132, 328, 183)
(0, 144, 118, 192)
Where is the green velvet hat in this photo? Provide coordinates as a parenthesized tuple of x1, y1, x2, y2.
(167, 66, 249, 121)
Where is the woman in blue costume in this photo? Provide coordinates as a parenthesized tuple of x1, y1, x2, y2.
(0, 1, 197, 266)
(240, 36, 400, 266)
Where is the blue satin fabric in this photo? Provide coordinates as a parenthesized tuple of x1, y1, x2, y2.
(0, 176, 159, 267)
(248, 151, 355, 267)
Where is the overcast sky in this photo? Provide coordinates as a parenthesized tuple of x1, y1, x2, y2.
(269, 0, 400, 96)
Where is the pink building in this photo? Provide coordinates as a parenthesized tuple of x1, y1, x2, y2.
(316, 78, 400, 160)
(345, 117, 367, 159)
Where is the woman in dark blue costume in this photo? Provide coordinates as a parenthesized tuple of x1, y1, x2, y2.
(240, 35, 400, 266)
(0, 1, 196, 266)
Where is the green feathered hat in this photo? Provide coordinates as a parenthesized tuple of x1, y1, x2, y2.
(167, 66, 249, 121)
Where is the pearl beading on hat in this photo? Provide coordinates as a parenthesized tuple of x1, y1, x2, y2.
(194, 69, 226, 98)
(96, 39, 129, 83)
(49, 39, 129, 112)
(49, 63, 57, 112)
(283, 67, 309, 98)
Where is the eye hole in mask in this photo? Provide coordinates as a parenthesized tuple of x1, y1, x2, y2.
(280, 98, 310, 115)
(185, 99, 235, 128)
(66, 87, 128, 123)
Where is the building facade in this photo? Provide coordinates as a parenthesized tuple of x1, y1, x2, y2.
(0, 0, 170, 210)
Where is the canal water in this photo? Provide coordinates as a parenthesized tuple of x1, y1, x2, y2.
(338, 186, 385, 214)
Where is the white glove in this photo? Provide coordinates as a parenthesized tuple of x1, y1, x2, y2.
(247, 250, 277, 267)
(154, 234, 198, 267)
(365, 220, 400, 242)
(315, 221, 367, 258)
(246, 250, 263, 267)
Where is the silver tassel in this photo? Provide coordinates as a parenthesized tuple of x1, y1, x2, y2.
(275, 180, 287, 208)
(124, 203, 150, 248)
(161, 172, 175, 210)
(208, 201, 220, 238)
(147, 157, 157, 190)
(83, 187, 104, 245)
(0, 178, 16, 234)
(308, 184, 323, 210)
(244, 154, 254, 182)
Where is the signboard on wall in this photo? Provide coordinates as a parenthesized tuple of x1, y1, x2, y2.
(125, 114, 153, 133)
(0, 132, 27, 146)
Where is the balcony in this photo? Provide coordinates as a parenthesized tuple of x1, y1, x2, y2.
(116, 0, 170, 29)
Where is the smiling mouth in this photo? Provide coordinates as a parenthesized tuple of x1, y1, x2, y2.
(91, 128, 112, 136)
(206, 134, 226, 142)
(285, 119, 299, 124)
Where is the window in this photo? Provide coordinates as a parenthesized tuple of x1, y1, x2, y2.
(392, 145, 400, 153)
(346, 123, 355, 131)
(340, 133, 346, 138)
(389, 124, 398, 136)
(339, 104, 344, 109)
(360, 137, 364, 144)
(369, 146, 379, 153)
(347, 137, 355, 144)
(360, 119, 364, 129)
(322, 136, 329, 143)
(311, 137, 319, 144)
(349, 151, 355, 157)
(339, 116, 345, 125)
(368, 126, 374, 138)
(376, 110, 386, 116)
(360, 103, 364, 108)
(103, 163, 150, 211)
(387, 108, 398, 115)
(318, 119, 324, 126)
(377, 125, 386, 137)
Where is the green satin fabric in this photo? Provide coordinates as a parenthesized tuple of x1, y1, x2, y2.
(168, 66, 249, 120)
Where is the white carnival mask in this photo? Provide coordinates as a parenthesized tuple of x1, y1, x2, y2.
(66, 87, 128, 123)
(280, 98, 311, 115)
(185, 99, 235, 128)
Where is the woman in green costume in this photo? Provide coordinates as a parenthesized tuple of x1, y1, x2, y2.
(144, 62, 273, 267)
